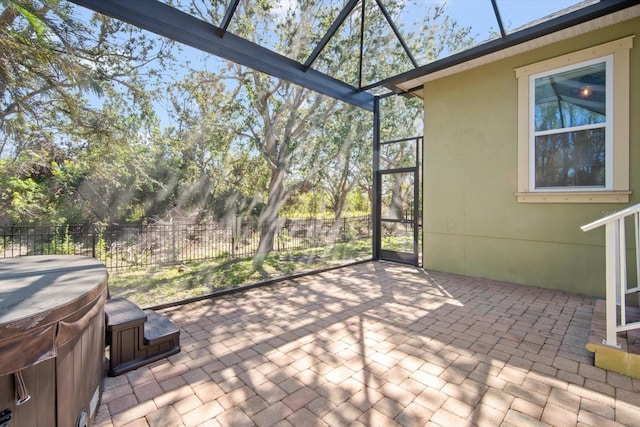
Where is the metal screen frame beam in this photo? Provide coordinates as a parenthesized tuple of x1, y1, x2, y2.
(219, 0, 241, 37)
(374, 0, 418, 68)
(69, 0, 375, 111)
(368, 0, 639, 92)
(490, 0, 506, 39)
(303, 0, 360, 71)
(372, 97, 381, 260)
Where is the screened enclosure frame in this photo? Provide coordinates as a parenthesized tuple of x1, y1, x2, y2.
(68, 0, 639, 263)
(69, 0, 636, 106)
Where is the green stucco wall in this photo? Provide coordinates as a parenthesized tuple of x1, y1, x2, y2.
(422, 18, 640, 297)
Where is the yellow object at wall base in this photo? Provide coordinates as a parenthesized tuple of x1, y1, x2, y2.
(586, 299, 640, 379)
(586, 341, 640, 379)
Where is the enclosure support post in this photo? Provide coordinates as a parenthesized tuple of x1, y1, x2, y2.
(372, 96, 381, 260)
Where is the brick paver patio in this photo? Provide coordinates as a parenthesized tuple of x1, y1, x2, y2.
(95, 261, 640, 426)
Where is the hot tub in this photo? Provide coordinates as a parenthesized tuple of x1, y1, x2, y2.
(0, 255, 108, 427)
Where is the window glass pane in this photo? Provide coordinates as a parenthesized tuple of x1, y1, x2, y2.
(535, 128, 605, 188)
(534, 61, 606, 132)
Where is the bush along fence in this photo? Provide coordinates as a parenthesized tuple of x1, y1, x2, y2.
(0, 216, 372, 272)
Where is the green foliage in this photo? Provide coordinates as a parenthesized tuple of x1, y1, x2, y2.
(126, 205, 147, 223)
(10, 3, 46, 39)
(1, 0, 174, 224)
(348, 190, 370, 213)
(0, 0, 471, 234)
(0, 156, 56, 224)
(93, 224, 108, 261)
(40, 225, 80, 255)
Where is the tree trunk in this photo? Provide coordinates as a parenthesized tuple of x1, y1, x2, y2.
(389, 175, 406, 220)
(328, 158, 352, 241)
(333, 148, 352, 221)
(254, 168, 288, 266)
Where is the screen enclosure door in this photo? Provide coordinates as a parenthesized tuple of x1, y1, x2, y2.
(376, 136, 422, 265)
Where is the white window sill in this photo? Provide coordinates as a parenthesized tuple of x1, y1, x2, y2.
(516, 191, 631, 203)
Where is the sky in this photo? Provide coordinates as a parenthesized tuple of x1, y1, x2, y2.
(445, 0, 588, 38)
(73, 0, 592, 126)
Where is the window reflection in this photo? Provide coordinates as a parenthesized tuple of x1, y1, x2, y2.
(535, 129, 605, 188)
(534, 61, 606, 132)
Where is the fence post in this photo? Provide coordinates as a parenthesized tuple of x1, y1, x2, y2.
(171, 222, 177, 264)
(92, 224, 96, 259)
(343, 217, 347, 241)
(364, 215, 368, 238)
(232, 215, 241, 258)
(313, 219, 317, 245)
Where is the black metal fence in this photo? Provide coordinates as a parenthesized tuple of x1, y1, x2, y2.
(0, 216, 372, 272)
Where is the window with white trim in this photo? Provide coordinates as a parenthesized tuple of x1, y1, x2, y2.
(531, 57, 611, 190)
(515, 36, 632, 203)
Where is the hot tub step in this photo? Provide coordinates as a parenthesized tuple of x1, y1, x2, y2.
(105, 298, 147, 343)
(144, 309, 180, 346)
(104, 298, 180, 376)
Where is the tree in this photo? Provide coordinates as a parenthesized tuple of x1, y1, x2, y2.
(157, 69, 268, 222)
(319, 104, 371, 221)
(180, 0, 474, 265)
(183, 0, 352, 263)
(186, 0, 365, 264)
(0, 0, 173, 224)
(0, 0, 474, 252)
(242, 75, 342, 262)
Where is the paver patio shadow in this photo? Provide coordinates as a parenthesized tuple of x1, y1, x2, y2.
(95, 261, 640, 427)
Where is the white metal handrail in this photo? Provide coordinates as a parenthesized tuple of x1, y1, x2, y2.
(582, 203, 640, 348)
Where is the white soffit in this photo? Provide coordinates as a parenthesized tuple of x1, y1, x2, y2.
(399, 4, 640, 98)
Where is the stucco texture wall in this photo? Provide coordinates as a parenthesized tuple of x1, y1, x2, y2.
(422, 18, 640, 297)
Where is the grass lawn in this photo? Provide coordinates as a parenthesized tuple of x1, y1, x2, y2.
(108, 238, 372, 307)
